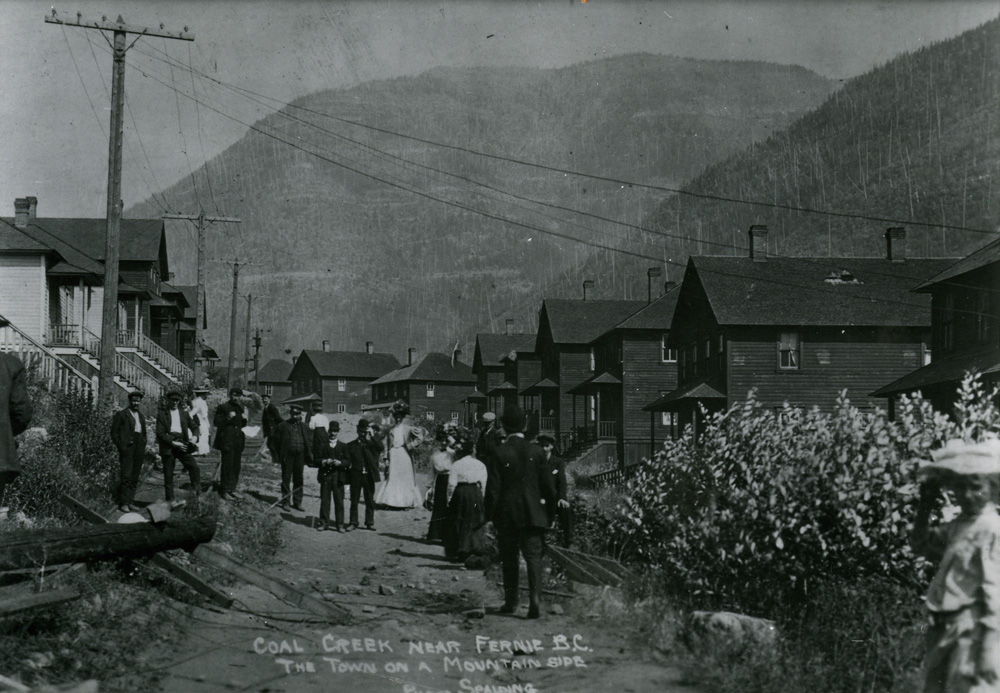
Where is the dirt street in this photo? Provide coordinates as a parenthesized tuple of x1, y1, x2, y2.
(148, 453, 691, 693)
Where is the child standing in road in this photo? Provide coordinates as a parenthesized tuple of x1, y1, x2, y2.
(911, 438, 1000, 693)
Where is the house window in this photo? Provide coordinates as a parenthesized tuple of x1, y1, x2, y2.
(425, 411, 435, 421)
(941, 293, 955, 351)
(337, 403, 346, 414)
(688, 344, 698, 378)
(589, 347, 595, 372)
(717, 334, 725, 373)
(702, 338, 712, 375)
(661, 335, 676, 363)
(426, 382, 435, 398)
(264, 384, 273, 396)
(338, 378, 346, 392)
(661, 411, 678, 438)
(450, 411, 459, 422)
(678, 350, 686, 382)
(921, 332, 932, 366)
(587, 395, 596, 422)
(778, 332, 801, 369)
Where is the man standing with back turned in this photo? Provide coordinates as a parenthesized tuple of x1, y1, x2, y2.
(489, 405, 556, 619)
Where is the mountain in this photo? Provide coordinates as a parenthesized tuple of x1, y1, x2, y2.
(128, 54, 835, 362)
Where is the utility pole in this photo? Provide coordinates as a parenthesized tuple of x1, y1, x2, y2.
(45, 10, 194, 403)
(252, 328, 264, 394)
(242, 294, 253, 385)
(162, 212, 241, 386)
(213, 258, 260, 390)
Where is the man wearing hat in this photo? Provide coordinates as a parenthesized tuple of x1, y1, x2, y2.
(111, 391, 147, 512)
(490, 405, 557, 619)
(156, 391, 202, 504)
(213, 388, 247, 500)
(477, 411, 502, 517)
(271, 404, 312, 511)
(261, 393, 283, 464)
(537, 433, 572, 548)
(317, 420, 350, 532)
(347, 418, 383, 531)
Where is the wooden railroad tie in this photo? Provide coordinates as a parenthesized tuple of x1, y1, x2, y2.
(547, 545, 630, 588)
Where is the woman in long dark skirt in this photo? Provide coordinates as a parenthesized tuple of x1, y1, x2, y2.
(426, 428, 455, 544)
(445, 427, 487, 562)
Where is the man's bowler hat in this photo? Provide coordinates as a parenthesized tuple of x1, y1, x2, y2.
(128, 391, 144, 401)
(500, 405, 526, 433)
(536, 433, 556, 446)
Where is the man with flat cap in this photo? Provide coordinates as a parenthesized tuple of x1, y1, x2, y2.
(213, 387, 247, 500)
(347, 418, 382, 531)
(537, 433, 572, 548)
(111, 390, 147, 512)
(318, 420, 350, 532)
(156, 390, 201, 504)
(271, 403, 312, 511)
(489, 405, 556, 619)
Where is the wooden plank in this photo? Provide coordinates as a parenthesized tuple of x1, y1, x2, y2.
(556, 546, 631, 579)
(58, 494, 234, 609)
(192, 544, 350, 623)
(548, 545, 625, 587)
(0, 588, 80, 617)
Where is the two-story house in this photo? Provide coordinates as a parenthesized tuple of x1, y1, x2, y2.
(251, 358, 294, 403)
(369, 350, 478, 425)
(874, 235, 1000, 413)
(288, 342, 400, 415)
(531, 295, 645, 447)
(472, 325, 534, 416)
(646, 226, 955, 438)
(578, 282, 680, 466)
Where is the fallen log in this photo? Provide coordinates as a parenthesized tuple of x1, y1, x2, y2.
(192, 544, 351, 624)
(0, 518, 216, 573)
(58, 495, 234, 609)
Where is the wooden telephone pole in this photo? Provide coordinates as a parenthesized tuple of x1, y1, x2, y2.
(213, 258, 260, 390)
(162, 212, 241, 386)
(242, 294, 253, 383)
(45, 10, 194, 402)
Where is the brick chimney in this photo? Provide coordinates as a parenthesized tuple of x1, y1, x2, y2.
(885, 227, 906, 263)
(13, 198, 29, 228)
(749, 225, 768, 262)
(505, 319, 514, 335)
(582, 279, 595, 300)
(664, 280, 678, 293)
(322, 340, 330, 352)
(366, 341, 374, 355)
(453, 349, 462, 363)
(408, 348, 416, 366)
(647, 267, 663, 304)
(292, 355, 298, 365)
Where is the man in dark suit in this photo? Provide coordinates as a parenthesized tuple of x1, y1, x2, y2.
(477, 412, 503, 517)
(156, 390, 201, 504)
(0, 350, 32, 513)
(537, 433, 572, 548)
(111, 390, 147, 512)
(213, 388, 247, 500)
(261, 394, 282, 463)
(347, 418, 382, 531)
(271, 404, 312, 511)
(490, 405, 556, 619)
(318, 420, 350, 532)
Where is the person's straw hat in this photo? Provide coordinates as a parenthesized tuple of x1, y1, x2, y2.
(919, 438, 1000, 477)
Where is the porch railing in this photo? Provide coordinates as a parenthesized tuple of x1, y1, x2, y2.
(0, 315, 96, 400)
(48, 323, 81, 347)
(539, 416, 556, 431)
(117, 329, 192, 382)
(598, 420, 617, 439)
(115, 352, 164, 400)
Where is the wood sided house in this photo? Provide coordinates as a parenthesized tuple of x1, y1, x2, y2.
(287, 342, 400, 414)
(472, 323, 535, 417)
(250, 358, 294, 403)
(645, 226, 956, 438)
(874, 235, 1000, 413)
(368, 350, 478, 425)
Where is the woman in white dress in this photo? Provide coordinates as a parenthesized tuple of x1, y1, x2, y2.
(190, 389, 212, 456)
(374, 401, 423, 509)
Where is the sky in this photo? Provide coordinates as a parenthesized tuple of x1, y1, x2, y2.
(0, 0, 997, 219)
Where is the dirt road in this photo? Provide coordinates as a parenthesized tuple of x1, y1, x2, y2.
(150, 456, 690, 693)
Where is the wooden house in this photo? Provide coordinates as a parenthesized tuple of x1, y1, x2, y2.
(532, 297, 645, 447)
(369, 350, 478, 425)
(251, 358, 294, 403)
(472, 328, 535, 416)
(579, 283, 680, 466)
(874, 235, 1000, 413)
(287, 343, 399, 414)
(646, 226, 956, 437)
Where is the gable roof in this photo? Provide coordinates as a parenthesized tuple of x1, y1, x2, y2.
(474, 333, 534, 370)
(295, 349, 401, 380)
(539, 299, 645, 346)
(174, 285, 204, 325)
(256, 359, 294, 383)
(0, 223, 50, 252)
(600, 285, 681, 338)
(689, 256, 956, 327)
(370, 352, 476, 386)
(915, 236, 1000, 290)
(0, 218, 104, 276)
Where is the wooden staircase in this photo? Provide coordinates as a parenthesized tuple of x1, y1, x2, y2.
(0, 314, 99, 399)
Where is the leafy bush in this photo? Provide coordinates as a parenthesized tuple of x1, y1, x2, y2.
(613, 374, 998, 614)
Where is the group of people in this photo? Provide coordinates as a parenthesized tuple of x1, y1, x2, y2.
(111, 386, 248, 512)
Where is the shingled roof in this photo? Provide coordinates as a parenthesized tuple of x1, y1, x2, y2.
(474, 333, 534, 370)
(256, 359, 293, 383)
(296, 349, 401, 380)
(915, 236, 1000, 290)
(370, 352, 476, 385)
(599, 285, 681, 338)
(539, 299, 645, 346)
(688, 256, 956, 327)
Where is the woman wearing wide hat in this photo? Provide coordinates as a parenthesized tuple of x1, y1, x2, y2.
(374, 400, 423, 509)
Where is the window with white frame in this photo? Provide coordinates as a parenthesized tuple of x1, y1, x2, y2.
(587, 395, 596, 422)
(337, 403, 346, 413)
(589, 347, 595, 372)
(338, 378, 346, 392)
(264, 384, 273, 396)
(450, 411, 459, 422)
(426, 382, 435, 397)
(425, 411, 435, 421)
(661, 334, 677, 362)
(778, 331, 801, 369)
